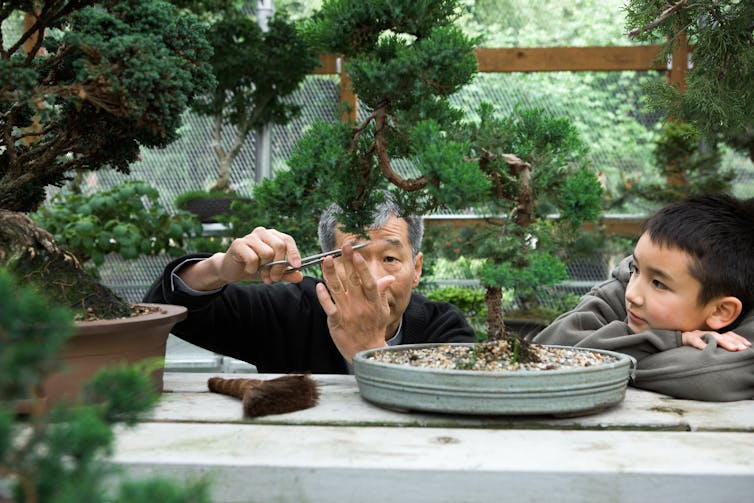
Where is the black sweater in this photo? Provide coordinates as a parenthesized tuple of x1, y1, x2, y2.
(144, 255, 475, 374)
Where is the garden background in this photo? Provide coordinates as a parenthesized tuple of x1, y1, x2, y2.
(4, 0, 752, 317)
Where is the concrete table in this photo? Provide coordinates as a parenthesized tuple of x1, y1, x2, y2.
(113, 372, 754, 503)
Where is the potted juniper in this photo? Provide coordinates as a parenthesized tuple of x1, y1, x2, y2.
(226, 0, 633, 415)
(0, 0, 215, 402)
(0, 268, 210, 502)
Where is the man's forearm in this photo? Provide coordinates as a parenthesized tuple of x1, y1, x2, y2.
(177, 253, 228, 291)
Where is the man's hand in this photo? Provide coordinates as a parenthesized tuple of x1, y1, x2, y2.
(179, 227, 303, 291)
(315, 244, 395, 362)
(682, 329, 752, 352)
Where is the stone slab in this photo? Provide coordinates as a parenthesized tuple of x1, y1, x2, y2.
(113, 423, 754, 503)
(154, 373, 754, 432)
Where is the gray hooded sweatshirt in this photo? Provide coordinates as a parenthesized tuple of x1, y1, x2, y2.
(532, 256, 754, 401)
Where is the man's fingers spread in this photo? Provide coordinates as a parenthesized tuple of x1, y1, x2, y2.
(316, 283, 337, 315)
(321, 256, 344, 295)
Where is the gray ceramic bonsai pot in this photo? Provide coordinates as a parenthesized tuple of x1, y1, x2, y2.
(352, 343, 634, 417)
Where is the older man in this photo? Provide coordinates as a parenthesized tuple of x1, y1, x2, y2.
(144, 197, 474, 373)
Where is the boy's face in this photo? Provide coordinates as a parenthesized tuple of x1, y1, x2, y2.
(625, 232, 716, 334)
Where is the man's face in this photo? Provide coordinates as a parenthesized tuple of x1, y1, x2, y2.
(625, 232, 714, 333)
(334, 216, 423, 337)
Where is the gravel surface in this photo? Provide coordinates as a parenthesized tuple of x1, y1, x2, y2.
(367, 341, 618, 372)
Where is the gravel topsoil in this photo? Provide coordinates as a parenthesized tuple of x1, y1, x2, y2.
(366, 341, 618, 372)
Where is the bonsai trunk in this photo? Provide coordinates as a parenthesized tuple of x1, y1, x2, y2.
(484, 286, 506, 341)
(0, 210, 132, 319)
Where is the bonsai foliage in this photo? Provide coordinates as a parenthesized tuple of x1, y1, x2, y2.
(0, 1, 214, 317)
(0, 268, 210, 503)
(222, 0, 481, 248)
(625, 0, 754, 161)
(176, 1, 320, 192)
(632, 121, 735, 204)
(0, 0, 215, 213)
(432, 104, 603, 340)
(32, 181, 202, 272)
(291, 0, 482, 231)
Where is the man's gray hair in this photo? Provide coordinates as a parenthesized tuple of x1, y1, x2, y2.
(318, 193, 424, 257)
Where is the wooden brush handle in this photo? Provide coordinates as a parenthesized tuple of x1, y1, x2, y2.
(207, 377, 262, 399)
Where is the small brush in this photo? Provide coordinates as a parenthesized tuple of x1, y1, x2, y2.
(207, 374, 320, 417)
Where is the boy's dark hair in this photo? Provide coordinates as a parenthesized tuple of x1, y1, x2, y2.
(641, 193, 754, 322)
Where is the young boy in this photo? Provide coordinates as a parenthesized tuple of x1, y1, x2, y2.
(532, 194, 754, 401)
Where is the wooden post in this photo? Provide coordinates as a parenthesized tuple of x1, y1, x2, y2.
(337, 57, 358, 123)
(665, 32, 689, 186)
(23, 12, 44, 145)
(23, 12, 38, 55)
(667, 32, 689, 91)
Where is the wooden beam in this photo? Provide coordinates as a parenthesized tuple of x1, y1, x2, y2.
(474, 46, 667, 72)
(312, 53, 339, 74)
(424, 214, 645, 237)
(317, 46, 668, 75)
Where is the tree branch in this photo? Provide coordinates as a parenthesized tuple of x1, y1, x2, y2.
(372, 106, 427, 191)
(628, 0, 689, 39)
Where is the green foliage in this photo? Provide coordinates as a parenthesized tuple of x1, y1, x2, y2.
(82, 362, 162, 426)
(177, 1, 320, 191)
(31, 181, 201, 272)
(174, 190, 248, 210)
(174, 189, 242, 209)
(451, 105, 603, 296)
(193, 10, 318, 128)
(287, 0, 480, 230)
(625, 0, 754, 162)
(0, 267, 210, 503)
(459, 0, 634, 47)
(0, 0, 215, 212)
(117, 478, 211, 503)
(0, 269, 73, 401)
(248, 0, 603, 339)
(426, 285, 487, 329)
(632, 121, 735, 204)
(479, 253, 568, 299)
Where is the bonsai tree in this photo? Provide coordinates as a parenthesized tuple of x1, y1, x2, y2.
(173, 0, 319, 193)
(0, 0, 214, 317)
(0, 267, 210, 502)
(625, 0, 754, 162)
(224, 0, 603, 350)
(429, 105, 603, 340)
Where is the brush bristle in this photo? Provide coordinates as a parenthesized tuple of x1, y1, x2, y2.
(242, 374, 320, 417)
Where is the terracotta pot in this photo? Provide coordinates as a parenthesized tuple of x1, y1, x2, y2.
(42, 303, 187, 405)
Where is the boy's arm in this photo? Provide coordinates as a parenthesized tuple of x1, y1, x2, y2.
(634, 337, 754, 401)
(531, 273, 682, 361)
(635, 311, 754, 401)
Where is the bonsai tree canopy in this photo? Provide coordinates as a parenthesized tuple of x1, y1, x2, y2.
(0, 0, 215, 213)
(0, 0, 215, 318)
